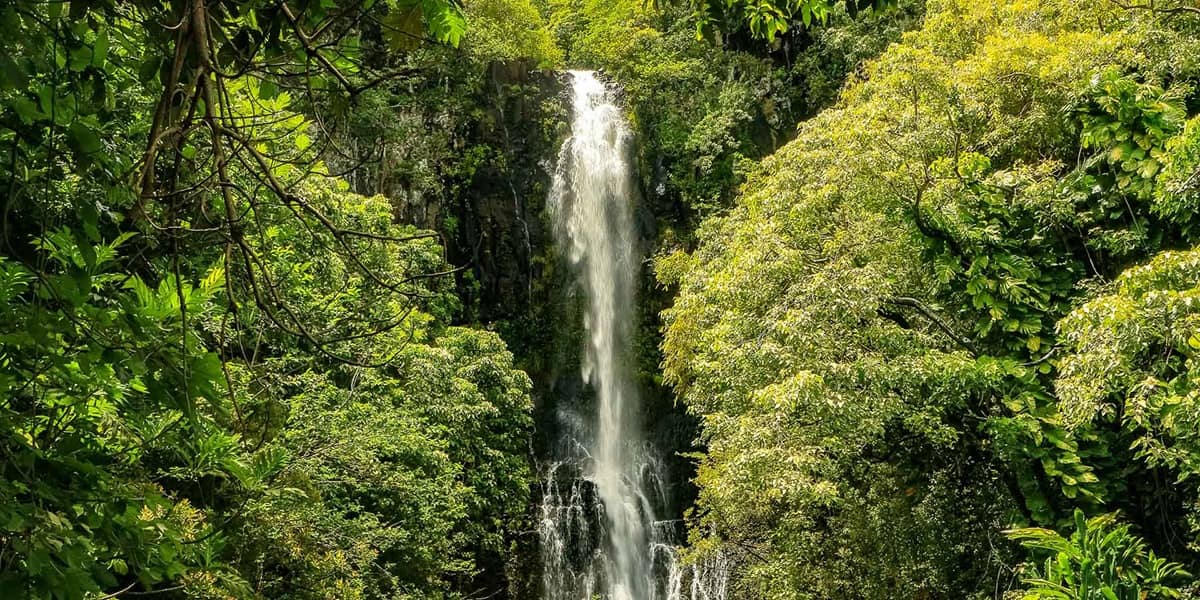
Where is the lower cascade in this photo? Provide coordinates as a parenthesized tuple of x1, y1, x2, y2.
(539, 70, 729, 600)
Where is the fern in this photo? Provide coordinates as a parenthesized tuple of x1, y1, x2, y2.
(1007, 509, 1189, 600)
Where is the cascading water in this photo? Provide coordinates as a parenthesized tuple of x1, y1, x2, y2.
(539, 70, 729, 600)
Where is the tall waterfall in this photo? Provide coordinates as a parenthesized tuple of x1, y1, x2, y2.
(540, 70, 729, 600)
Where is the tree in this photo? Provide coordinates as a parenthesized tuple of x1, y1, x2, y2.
(0, 1, 539, 597)
(658, 0, 1200, 596)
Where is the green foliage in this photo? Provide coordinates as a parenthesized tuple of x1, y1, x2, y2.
(0, 2, 537, 598)
(659, 0, 1200, 597)
(464, 0, 562, 65)
(0, 232, 246, 596)
(0, 181, 534, 599)
(1064, 71, 1189, 259)
(681, 0, 898, 41)
(1007, 510, 1188, 600)
(212, 184, 533, 598)
(1057, 249, 1200, 475)
(1155, 115, 1200, 237)
(384, 0, 469, 48)
(1077, 71, 1184, 201)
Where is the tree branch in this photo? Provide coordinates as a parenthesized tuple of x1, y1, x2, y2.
(1109, 0, 1200, 16)
(883, 296, 977, 354)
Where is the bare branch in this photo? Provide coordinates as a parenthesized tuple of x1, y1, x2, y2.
(883, 296, 977, 354)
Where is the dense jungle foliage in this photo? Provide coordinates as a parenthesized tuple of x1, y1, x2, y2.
(8, 0, 1200, 598)
(0, 1, 543, 597)
(659, 0, 1200, 598)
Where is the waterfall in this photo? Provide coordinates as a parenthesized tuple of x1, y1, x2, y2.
(539, 70, 729, 600)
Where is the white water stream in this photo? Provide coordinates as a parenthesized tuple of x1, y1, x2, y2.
(539, 70, 728, 600)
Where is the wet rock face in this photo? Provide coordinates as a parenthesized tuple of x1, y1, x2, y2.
(341, 57, 566, 336)
(427, 64, 582, 418)
(447, 63, 567, 328)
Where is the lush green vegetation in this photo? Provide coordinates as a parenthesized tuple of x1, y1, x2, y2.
(660, 0, 1200, 597)
(9, 0, 1200, 598)
(0, 1, 541, 597)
